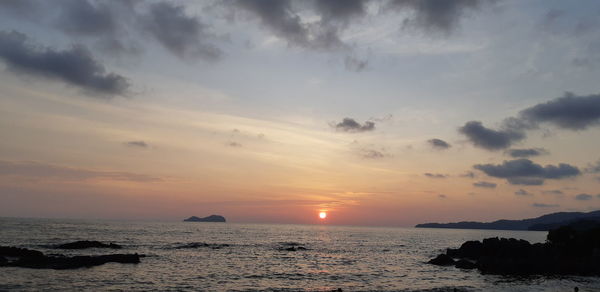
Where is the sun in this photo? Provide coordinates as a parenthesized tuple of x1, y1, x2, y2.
(319, 212, 327, 219)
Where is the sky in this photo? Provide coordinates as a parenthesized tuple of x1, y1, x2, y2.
(1, 0, 600, 226)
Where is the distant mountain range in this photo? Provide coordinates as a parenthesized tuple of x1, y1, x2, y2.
(416, 210, 600, 231)
(183, 215, 226, 222)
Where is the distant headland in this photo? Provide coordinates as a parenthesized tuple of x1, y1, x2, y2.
(416, 210, 600, 231)
(183, 215, 226, 222)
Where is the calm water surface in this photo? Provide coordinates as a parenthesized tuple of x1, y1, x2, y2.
(1, 218, 599, 291)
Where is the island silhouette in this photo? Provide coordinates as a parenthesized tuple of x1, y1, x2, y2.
(416, 210, 600, 231)
(183, 215, 226, 222)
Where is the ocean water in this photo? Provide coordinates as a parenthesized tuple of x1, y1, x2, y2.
(1, 218, 599, 292)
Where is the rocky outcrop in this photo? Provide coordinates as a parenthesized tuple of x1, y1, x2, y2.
(428, 223, 600, 275)
(183, 215, 226, 222)
(56, 240, 122, 249)
(0, 245, 141, 270)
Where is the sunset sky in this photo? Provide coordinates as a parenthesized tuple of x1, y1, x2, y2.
(1, 0, 600, 226)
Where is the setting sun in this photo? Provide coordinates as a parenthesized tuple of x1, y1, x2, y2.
(319, 212, 327, 219)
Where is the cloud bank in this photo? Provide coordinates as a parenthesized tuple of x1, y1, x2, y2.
(0, 30, 129, 96)
(474, 159, 580, 185)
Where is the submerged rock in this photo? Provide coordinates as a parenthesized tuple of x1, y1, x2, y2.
(428, 254, 455, 266)
(0, 245, 141, 270)
(56, 240, 122, 250)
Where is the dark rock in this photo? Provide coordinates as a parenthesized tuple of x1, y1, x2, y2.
(428, 254, 455, 266)
(0, 246, 44, 258)
(56, 240, 122, 250)
(455, 259, 476, 269)
(428, 221, 600, 275)
(0, 245, 141, 270)
(183, 215, 226, 222)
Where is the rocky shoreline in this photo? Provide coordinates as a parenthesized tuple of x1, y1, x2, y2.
(428, 222, 600, 275)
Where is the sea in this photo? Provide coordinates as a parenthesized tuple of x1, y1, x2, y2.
(1, 217, 599, 292)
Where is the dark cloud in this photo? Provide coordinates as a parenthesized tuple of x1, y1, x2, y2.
(231, 0, 346, 51)
(520, 92, 600, 130)
(575, 193, 592, 201)
(515, 189, 532, 196)
(125, 141, 148, 148)
(532, 203, 559, 208)
(0, 0, 40, 18)
(586, 160, 600, 173)
(344, 56, 368, 72)
(438, 194, 447, 199)
(541, 189, 564, 195)
(53, 0, 140, 56)
(228, 141, 242, 147)
(334, 118, 375, 132)
(424, 173, 447, 178)
(507, 177, 545, 186)
(506, 148, 548, 158)
(56, 0, 116, 36)
(473, 181, 496, 188)
(141, 1, 222, 60)
(359, 148, 386, 159)
(459, 121, 525, 150)
(314, 0, 368, 25)
(0, 160, 160, 182)
(427, 138, 451, 150)
(474, 159, 581, 185)
(0, 30, 129, 96)
(388, 0, 484, 34)
(460, 171, 475, 178)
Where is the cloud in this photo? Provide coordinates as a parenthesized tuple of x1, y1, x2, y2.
(359, 148, 386, 159)
(532, 203, 559, 208)
(541, 190, 564, 195)
(459, 121, 525, 150)
(460, 171, 475, 178)
(125, 141, 148, 148)
(55, 0, 117, 36)
(575, 193, 593, 201)
(473, 181, 496, 188)
(424, 173, 447, 178)
(438, 194, 447, 199)
(344, 55, 368, 72)
(0, 160, 161, 182)
(507, 177, 545, 186)
(515, 189, 532, 196)
(520, 92, 600, 130)
(334, 118, 375, 132)
(459, 93, 600, 151)
(228, 141, 242, 147)
(506, 148, 548, 158)
(474, 159, 581, 185)
(0, 30, 129, 96)
(427, 138, 451, 150)
(586, 159, 600, 173)
(387, 0, 485, 34)
(140, 1, 222, 61)
(231, 0, 347, 51)
(53, 0, 139, 56)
